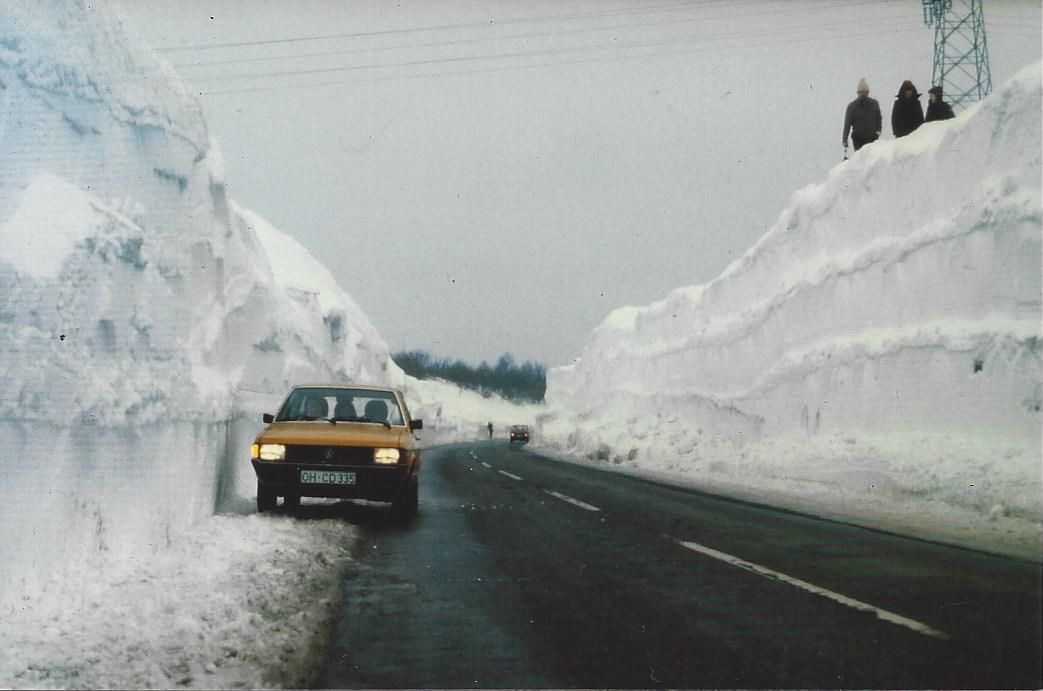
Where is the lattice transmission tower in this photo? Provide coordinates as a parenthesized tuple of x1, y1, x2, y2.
(922, 0, 992, 111)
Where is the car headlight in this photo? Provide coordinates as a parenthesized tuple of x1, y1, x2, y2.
(252, 443, 286, 461)
(374, 447, 401, 464)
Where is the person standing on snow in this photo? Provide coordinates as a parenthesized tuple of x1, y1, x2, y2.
(891, 80, 925, 138)
(842, 78, 882, 152)
(924, 85, 955, 122)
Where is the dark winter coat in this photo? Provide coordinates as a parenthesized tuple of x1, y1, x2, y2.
(925, 99, 955, 122)
(843, 95, 882, 144)
(891, 81, 924, 138)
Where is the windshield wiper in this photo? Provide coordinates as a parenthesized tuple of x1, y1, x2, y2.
(329, 415, 391, 429)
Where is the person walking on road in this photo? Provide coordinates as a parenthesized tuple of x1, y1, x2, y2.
(891, 80, 925, 138)
(924, 85, 955, 122)
(487, 421, 494, 439)
(843, 78, 882, 153)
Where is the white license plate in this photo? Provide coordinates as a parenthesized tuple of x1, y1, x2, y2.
(300, 469, 356, 485)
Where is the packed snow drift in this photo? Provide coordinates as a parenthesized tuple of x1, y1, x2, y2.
(0, 0, 391, 615)
(0, 512, 353, 689)
(0, 2, 535, 685)
(0, 0, 524, 616)
(537, 63, 1043, 560)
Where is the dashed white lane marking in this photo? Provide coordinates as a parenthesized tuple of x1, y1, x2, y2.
(544, 490, 601, 512)
(481, 462, 492, 469)
(498, 470, 523, 481)
(676, 539, 949, 640)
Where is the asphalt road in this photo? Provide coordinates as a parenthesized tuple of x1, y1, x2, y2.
(320, 442, 1042, 689)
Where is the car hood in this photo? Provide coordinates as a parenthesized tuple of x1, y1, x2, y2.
(256, 422, 414, 448)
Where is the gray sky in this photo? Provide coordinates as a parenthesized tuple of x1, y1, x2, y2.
(119, 0, 1041, 367)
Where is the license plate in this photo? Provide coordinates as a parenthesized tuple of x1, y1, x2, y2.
(300, 469, 356, 485)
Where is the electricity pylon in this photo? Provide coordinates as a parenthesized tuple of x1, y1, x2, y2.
(922, 0, 992, 111)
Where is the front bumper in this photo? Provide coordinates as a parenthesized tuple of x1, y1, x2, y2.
(252, 459, 413, 501)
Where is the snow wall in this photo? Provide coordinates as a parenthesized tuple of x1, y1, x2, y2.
(0, 1, 528, 612)
(539, 64, 1042, 557)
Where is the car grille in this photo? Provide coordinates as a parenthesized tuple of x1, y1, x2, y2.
(285, 445, 374, 465)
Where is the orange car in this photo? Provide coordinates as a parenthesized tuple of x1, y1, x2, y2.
(250, 385, 423, 514)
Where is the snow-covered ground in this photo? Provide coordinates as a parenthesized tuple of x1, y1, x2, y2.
(1, 0, 1039, 688)
(0, 509, 354, 690)
(535, 61, 1043, 562)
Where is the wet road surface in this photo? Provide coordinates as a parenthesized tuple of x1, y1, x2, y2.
(321, 442, 1042, 688)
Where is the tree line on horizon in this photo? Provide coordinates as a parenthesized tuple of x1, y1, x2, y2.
(392, 350, 546, 403)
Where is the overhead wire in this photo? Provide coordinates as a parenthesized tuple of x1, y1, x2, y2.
(155, 0, 733, 54)
(183, 0, 912, 86)
(163, 0, 903, 60)
(170, 0, 904, 72)
(171, 0, 773, 70)
(199, 22, 926, 97)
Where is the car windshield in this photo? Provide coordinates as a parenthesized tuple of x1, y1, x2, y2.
(512, 425, 528, 431)
(275, 387, 404, 426)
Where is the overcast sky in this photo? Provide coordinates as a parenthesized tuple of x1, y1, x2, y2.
(118, 0, 1041, 368)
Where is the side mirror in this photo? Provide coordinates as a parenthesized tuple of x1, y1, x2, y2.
(262, 413, 274, 423)
(409, 419, 424, 431)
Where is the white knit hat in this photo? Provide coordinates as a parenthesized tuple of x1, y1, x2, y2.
(857, 78, 870, 94)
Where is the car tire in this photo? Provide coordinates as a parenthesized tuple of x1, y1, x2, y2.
(392, 478, 419, 517)
(257, 481, 277, 513)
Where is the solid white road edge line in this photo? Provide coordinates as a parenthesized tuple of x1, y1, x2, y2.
(498, 470, 523, 481)
(676, 539, 949, 640)
(481, 462, 492, 469)
(544, 490, 601, 512)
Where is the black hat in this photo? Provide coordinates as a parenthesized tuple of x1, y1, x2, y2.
(928, 85, 943, 96)
(897, 80, 920, 97)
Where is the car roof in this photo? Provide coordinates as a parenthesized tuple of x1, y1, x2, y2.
(291, 384, 400, 394)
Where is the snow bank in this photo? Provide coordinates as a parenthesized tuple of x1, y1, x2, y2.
(0, 0, 405, 613)
(538, 63, 1043, 560)
(0, 0, 537, 625)
(403, 376, 542, 444)
(0, 4, 539, 685)
(0, 511, 354, 689)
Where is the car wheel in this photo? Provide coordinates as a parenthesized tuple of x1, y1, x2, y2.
(257, 481, 277, 513)
(392, 478, 419, 517)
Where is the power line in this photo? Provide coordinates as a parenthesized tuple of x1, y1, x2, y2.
(192, 29, 920, 85)
(185, 1, 912, 85)
(199, 23, 924, 97)
(159, 0, 901, 58)
(171, 0, 904, 73)
(171, 0, 770, 70)
(154, 0, 721, 53)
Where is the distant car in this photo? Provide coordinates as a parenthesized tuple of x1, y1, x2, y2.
(509, 424, 530, 444)
(250, 385, 423, 515)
